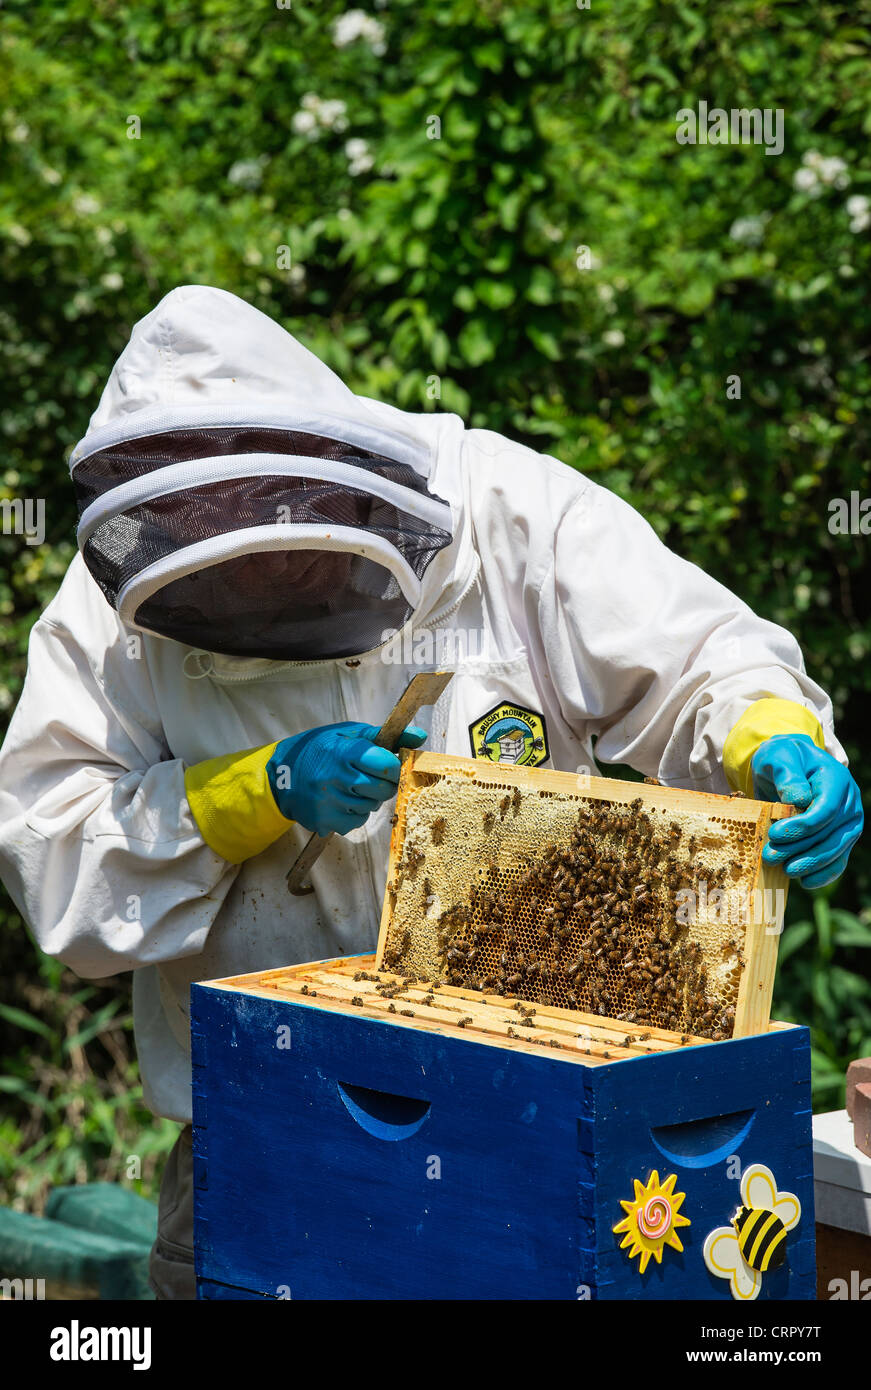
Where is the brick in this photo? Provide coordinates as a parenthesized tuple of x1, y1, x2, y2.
(846, 1056, 871, 1118)
(853, 1082, 871, 1161)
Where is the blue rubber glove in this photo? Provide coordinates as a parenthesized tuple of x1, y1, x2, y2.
(266, 721, 427, 838)
(752, 734, 863, 889)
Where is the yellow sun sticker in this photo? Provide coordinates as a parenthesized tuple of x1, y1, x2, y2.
(613, 1170, 691, 1274)
(468, 703, 549, 767)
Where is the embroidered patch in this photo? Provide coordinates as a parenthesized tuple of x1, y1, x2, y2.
(468, 703, 549, 767)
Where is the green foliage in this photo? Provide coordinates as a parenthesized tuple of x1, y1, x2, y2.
(0, 918, 178, 1212)
(0, 0, 869, 1191)
(774, 893, 871, 1109)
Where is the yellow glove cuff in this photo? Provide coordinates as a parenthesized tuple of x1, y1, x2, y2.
(184, 742, 292, 864)
(722, 698, 826, 797)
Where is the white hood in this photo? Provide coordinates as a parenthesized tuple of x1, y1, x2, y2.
(71, 284, 477, 648)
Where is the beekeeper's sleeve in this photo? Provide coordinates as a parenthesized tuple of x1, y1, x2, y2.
(536, 479, 844, 790)
(0, 570, 238, 978)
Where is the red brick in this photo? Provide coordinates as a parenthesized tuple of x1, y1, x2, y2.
(846, 1057, 871, 1118)
(854, 1082, 871, 1161)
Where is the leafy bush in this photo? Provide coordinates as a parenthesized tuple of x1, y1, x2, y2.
(0, 937, 178, 1211)
(1, 1, 869, 1199)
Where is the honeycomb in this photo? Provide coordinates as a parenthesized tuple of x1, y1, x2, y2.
(378, 760, 777, 1040)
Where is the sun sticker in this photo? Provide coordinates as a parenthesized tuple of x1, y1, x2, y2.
(613, 1170, 690, 1273)
(702, 1163, 801, 1301)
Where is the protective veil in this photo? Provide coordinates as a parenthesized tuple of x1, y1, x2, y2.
(0, 285, 846, 1124)
(71, 341, 454, 660)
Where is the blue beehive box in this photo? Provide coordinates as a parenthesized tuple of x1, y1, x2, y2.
(191, 954, 815, 1301)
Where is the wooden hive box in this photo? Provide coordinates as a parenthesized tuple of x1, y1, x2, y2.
(191, 955, 815, 1300)
(191, 758, 816, 1301)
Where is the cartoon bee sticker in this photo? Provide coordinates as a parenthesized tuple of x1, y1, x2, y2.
(703, 1163, 801, 1300)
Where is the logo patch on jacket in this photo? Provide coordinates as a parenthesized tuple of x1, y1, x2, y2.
(469, 703, 549, 767)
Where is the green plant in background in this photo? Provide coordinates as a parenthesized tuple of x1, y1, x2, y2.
(0, 922, 178, 1212)
(774, 893, 871, 1110)
(1, 0, 870, 1207)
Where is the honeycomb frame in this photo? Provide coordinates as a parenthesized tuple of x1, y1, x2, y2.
(375, 752, 793, 1040)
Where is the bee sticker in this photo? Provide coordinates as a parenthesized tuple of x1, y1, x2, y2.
(702, 1163, 801, 1301)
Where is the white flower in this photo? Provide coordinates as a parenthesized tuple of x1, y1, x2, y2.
(596, 283, 615, 302)
(96, 227, 113, 245)
(227, 157, 268, 189)
(288, 264, 306, 284)
(100, 271, 123, 290)
(818, 155, 849, 188)
(291, 110, 318, 136)
(802, 150, 824, 170)
(10, 123, 30, 143)
(729, 214, 768, 246)
(846, 193, 870, 233)
(602, 329, 625, 348)
(318, 99, 348, 131)
(345, 137, 374, 175)
(41, 167, 62, 186)
(332, 10, 386, 55)
(793, 167, 819, 194)
(337, 207, 352, 221)
(293, 96, 347, 137)
(72, 193, 101, 216)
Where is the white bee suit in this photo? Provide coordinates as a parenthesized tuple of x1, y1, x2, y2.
(0, 286, 842, 1123)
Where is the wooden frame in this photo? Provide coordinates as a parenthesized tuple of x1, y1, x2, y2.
(204, 954, 797, 1065)
(374, 751, 793, 1040)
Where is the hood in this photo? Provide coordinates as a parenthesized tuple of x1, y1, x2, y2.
(70, 285, 475, 658)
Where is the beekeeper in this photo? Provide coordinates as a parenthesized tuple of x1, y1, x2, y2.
(0, 285, 862, 1298)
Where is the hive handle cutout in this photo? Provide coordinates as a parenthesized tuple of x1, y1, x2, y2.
(650, 1108, 755, 1169)
(337, 1082, 431, 1141)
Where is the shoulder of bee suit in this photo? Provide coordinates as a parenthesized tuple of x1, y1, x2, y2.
(24, 552, 168, 749)
(460, 428, 593, 561)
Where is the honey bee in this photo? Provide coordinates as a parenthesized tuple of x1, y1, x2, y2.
(430, 817, 447, 845)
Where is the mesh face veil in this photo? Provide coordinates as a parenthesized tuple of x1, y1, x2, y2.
(70, 416, 454, 660)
